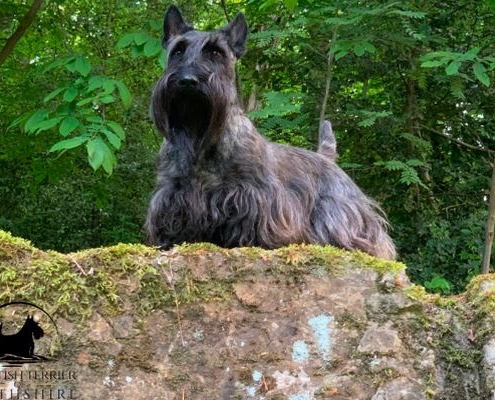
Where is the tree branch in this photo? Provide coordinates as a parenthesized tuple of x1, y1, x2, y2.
(319, 28, 338, 126)
(220, 0, 230, 22)
(0, 0, 44, 68)
(420, 123, 495, 155)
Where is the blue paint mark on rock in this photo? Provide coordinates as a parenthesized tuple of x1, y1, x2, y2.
(308, 314, 334, 360)
(246, 386, 256, 397)
(288, 391, 311, 400)
(292, 340, 310, 363)
(252, 370, 263, 382)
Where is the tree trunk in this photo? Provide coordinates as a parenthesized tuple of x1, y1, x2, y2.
(318, 29, 338, 126)
(0, 0, 44, 67)
(481, 159, 495, 274)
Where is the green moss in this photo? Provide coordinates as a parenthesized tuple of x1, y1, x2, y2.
(465, 273, 495, 318)
(0, 231, 172, 319)
(0, 249, 90, 318)
(352, 250, 406, 275)
(0, 231, 408, 323)
(405, 284, 432, 302)
(175, 242, 225, 254)
(237, 246, 273, 259)
(273, 243, 406, 277)
(463, 274, 495, 340)
(0, 230, 37, 260)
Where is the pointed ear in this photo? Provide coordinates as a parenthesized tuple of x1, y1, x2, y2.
(222, 12, 248, 58)
(163, 5, 194, 47)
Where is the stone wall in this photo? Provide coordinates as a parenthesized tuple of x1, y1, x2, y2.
(0, 230, 495, 399)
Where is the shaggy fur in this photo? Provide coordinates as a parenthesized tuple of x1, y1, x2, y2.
(145, 5, 396, 260)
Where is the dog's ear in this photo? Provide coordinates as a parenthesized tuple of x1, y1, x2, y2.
(222, 12, 248, 58)
(163, 5, 194, 47)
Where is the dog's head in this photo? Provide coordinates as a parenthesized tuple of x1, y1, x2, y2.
(151, 5, 248, 142)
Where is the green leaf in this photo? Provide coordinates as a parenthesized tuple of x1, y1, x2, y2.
(59, 116, 80, 137)
(49, 136, 87, 152)
(424, 276, 451, 294)
(43, 87, 65, 103)
(406, 159, 425, 167)
(131, 44, 144, 58)
(86, 138, 105, 170)
(445, 61, 461, 75)
(114, 80, 132, 109)
(362, 42, 376, 54)
(134, 31, 149, 45)
(8, 113, 30, 130)
(358, 117, 376, 127)
(107, 121, 126, 139)
(388, 10, 426, 19)
(102, 129, 122, 149)
(354, 44, 365, 57)
(102, 80, 115, 95)
(86, 115, 103, 123)
(375, 160, 406, 171)
(76, 97, 95, 106)
(259, 0, 277, 11)
(463, 47, 480, 61)
(117, 33, 135, 49)
(325, 16, 363, 26)
(144, 38, 162, 57)
(159, 50, 167, 69)
(100, 95, 115, 104)
(399, 167, 421, 185)
(86, 137, 115, 173)
(283, 0, 297, 12)
(101, 149, 117, 175)
(334, 49, 348, 61)
(24, 109, 49, 133)
(74, 56, 92, 76)
(33, 117, 64, 133)
(87, 76, 108, 92)
(400, 132, 432, 152)
(420, 60, 444, 68)
(340, 162, 363, 169)
(473, 62, 490, 86)
(63, 86, 79, 102)
(420, 50, 455, 61)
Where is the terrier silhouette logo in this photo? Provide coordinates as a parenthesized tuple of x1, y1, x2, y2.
(0, 301, 59, 365)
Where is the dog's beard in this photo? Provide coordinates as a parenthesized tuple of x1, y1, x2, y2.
(168, 87, 212, 138)
(152, 74, 230, 160)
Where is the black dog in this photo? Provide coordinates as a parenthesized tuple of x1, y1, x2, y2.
(145, 6, 396, 260)
(0, 315, 44, 358)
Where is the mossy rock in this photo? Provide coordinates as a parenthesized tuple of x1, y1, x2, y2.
(0, 230, 494, 399)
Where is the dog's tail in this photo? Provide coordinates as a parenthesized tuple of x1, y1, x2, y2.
(317, 120, 338, 160)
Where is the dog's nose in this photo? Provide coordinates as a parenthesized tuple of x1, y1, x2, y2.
(178, 74, 199, 87)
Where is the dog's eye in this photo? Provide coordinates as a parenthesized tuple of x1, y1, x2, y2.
(170, 42, 187, 58)
(171, 49, 182, 57)
(211, 49, 223, 58)
(204, 45, 224, 60)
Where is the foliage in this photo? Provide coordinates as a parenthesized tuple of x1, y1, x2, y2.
(1, 0, 495, 293)
(420, 47, 494, 87)
(424, 276, 452, 295)
(10, 55, 131, 174)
